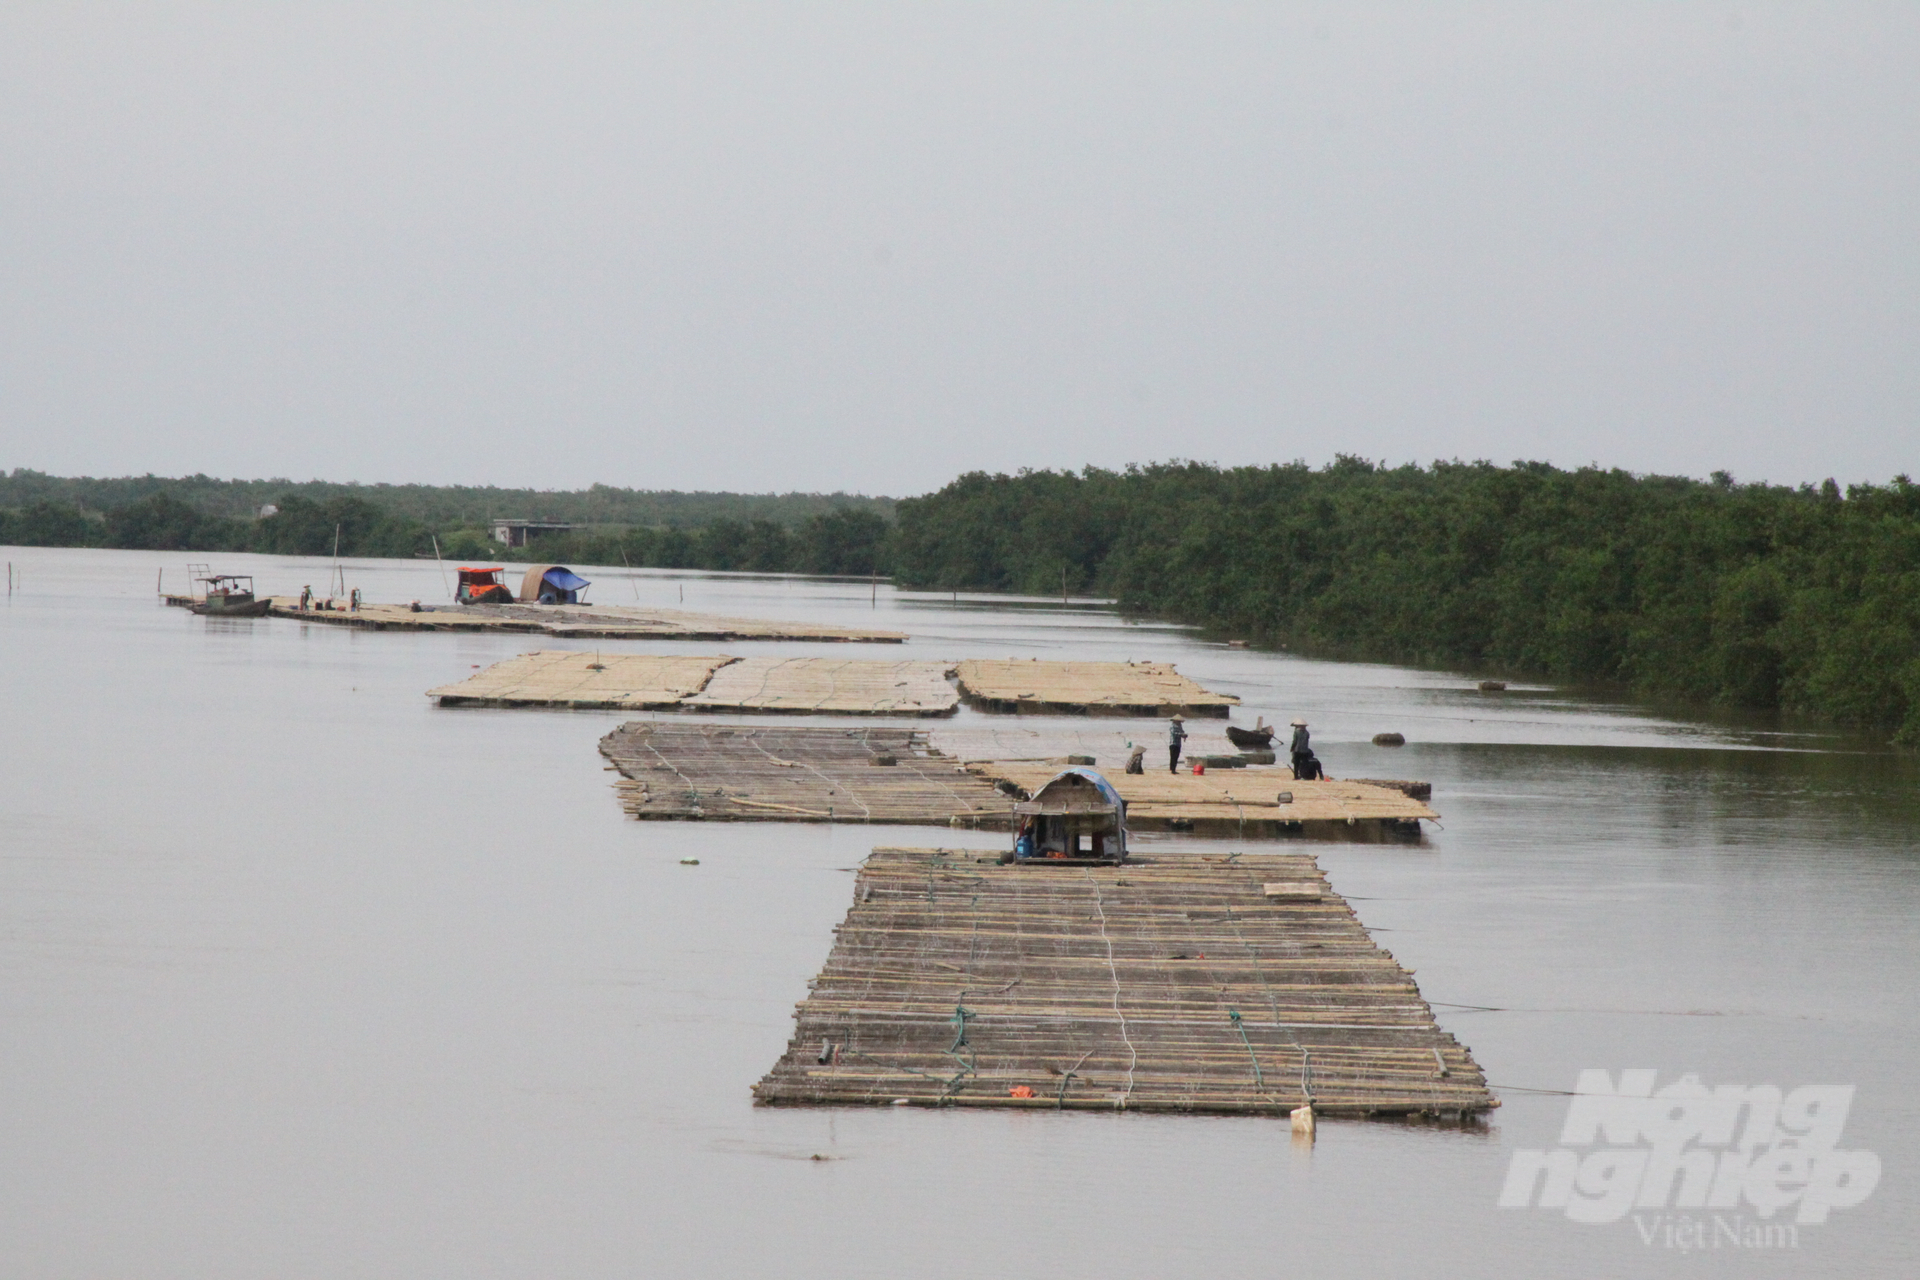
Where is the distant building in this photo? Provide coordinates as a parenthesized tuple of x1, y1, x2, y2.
(490, 518, 573, 547)
(257, 504, 279, 518)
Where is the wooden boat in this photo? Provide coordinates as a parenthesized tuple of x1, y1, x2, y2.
(1225, 716, 1275, 750)
(190, 574, 272, 617)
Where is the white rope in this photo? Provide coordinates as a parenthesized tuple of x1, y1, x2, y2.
(1085, 871, 1138, 1107)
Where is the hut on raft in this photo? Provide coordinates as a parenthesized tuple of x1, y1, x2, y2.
(1009, 767, 1128, 864)
(519, 564, 591, 604)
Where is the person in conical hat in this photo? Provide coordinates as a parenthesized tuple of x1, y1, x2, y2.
(1168, 714, 1188, 774)
(1289, 718, 1312, 777)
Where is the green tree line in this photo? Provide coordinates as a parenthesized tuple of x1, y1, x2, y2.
(0, 468, 891, 528)
(889, 460, 1920, 744)
(9, 460, 1918, 742)
(0, 489, 891, 576)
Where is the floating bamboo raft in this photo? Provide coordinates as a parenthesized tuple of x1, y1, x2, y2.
(966, 762, 1437, 837)
(255, 599, 906, 643)
(600, 724, 1011, 824)
(433, 653, 961, 715)
(596, 721, 1434, 837)
(682, 658, 958, 716)
(433, 655, 1241, 719)
(755, 848, 1493, 1120)
(954, 659, 1238, 717)
(430, 651, 736, 709)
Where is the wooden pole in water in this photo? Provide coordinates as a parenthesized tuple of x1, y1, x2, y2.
(332, 523, 343, 597)
(1062, 565, 1067, 604)
(871, 568, 876, 607)
(156, 567, 162, 596)
(622, 549, 640, 601)
(431, 535, 450, 598)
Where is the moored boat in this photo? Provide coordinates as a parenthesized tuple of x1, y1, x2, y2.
(1225, 716, 1275, 750)
(189, 574, 272, 617)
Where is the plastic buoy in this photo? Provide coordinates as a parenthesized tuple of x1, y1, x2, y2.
(1291, 1104, 1316, 1137)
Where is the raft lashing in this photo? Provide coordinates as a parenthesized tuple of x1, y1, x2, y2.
(754, 848, 1493, 1121)
(598, 723, 1437, 838)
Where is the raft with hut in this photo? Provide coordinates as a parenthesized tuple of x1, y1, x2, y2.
(596, 723, 1436, 839)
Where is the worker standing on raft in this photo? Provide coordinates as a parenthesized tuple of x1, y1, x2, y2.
(1289, 717, 1312, 778)
(1168, 715, 1188, 773)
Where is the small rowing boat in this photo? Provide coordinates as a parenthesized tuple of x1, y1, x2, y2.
(1225, 717, 1275, 750)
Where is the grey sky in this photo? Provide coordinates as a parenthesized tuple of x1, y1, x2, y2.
(1, 3, 1914, 495)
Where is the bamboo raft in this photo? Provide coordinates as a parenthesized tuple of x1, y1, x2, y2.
(965, 762, 1437, 838)
(431, 651, 736, 709)
(682, 657, 958, 716)
(434, 655, 1242, 719)
(954, 659, 1239, 717)
(597, 722, 1435, 837)
(433, 653, 962, 715)
(600, 724, 1011, 824)
(249, 598, 907, 642)
(755, 847, 1493, 1120)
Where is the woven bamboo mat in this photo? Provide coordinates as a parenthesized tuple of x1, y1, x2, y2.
(682, 658, 959, 715)
(428, 651, 737, 708)
(954, 659, 1238, 716)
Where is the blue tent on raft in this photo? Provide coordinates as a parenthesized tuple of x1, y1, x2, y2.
(518, 564, 591, 604)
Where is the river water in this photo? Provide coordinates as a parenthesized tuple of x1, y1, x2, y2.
(2, 547, 1914, 1278)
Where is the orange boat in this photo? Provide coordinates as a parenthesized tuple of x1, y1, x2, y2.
(455, 566, 514, 605)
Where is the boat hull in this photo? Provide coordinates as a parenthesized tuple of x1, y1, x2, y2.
(191, 597, 273, 617)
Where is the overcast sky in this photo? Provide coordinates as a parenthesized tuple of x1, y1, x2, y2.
(1, 3, 1914, 496)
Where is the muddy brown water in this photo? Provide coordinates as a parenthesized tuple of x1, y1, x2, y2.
(3, 548, 1915, 1278)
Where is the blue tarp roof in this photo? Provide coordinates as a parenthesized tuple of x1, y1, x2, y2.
(542, 568, 590, 591)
